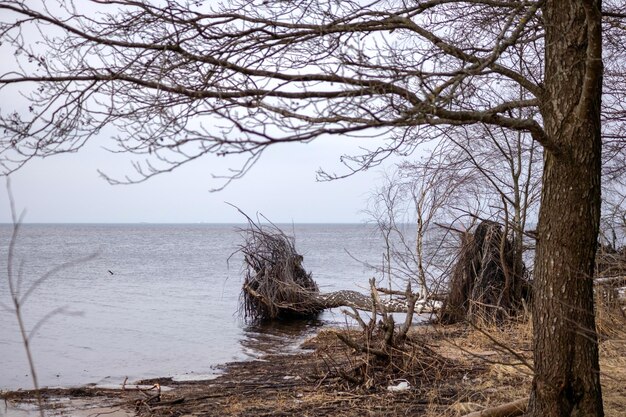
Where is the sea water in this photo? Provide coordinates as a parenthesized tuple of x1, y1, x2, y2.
(0, 223, 416, 390)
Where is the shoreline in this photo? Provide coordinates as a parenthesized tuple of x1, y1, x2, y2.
(2, 323, 624, 417)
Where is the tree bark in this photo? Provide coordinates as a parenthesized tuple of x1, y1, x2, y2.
(530, 1, 604, 416)
(317, 290, 414, 313)
(242, 285, 427, 319)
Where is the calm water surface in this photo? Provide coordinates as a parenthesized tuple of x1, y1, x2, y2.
(0, 223, 397, 390)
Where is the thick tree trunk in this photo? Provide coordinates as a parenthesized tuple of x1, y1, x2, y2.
(530, 1, 604, 416)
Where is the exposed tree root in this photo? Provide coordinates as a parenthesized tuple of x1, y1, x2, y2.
(235, 212, 432, 321)
(440, 221, 531, 325)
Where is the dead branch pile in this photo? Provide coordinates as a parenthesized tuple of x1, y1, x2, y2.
(318, 278, 448, 391)
(440, 221, 530, 324)
(238, 220, 320, 321)
(325, 329, 458, 390)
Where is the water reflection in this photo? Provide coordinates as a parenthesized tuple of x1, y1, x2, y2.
(240, 309, 432, 360)
(240, 317, 326, 358)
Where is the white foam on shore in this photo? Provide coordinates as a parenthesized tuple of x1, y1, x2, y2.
(172, 373, 221, 382)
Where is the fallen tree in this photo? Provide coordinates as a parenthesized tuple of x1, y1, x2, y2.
(235, 214, 449, 390)
(236, 214, 433, 322)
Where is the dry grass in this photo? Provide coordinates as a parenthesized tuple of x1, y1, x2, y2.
(595, 280, 626, 416)
(418, 314, 625, 417)
(599, 330, 626, 417)
(596, 287, 626, 338)
(413, 321, 533, 417)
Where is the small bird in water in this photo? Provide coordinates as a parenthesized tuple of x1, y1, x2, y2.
(108, 270, 114, 275)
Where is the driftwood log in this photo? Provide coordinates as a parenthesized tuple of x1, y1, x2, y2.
(440, 221, 531, 324)
(460, 398, 527, 417)
(236, 217, 422, 321)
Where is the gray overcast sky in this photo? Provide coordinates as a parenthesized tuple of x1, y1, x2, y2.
(0, 133, 396, 224)
(0, 2, 402, 224)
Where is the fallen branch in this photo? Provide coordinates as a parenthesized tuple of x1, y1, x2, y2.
(461, 398, 527, 417)
(331, 331, 389, 359)
(152, 397, 185, 407)
(594, 276, 626, 286)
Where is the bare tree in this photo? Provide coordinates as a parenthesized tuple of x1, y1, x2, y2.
(367, 123, 540, 325)
(1, 1, 625, 415)
(365, 150, 469, 303)
(441, 126, 541, 266)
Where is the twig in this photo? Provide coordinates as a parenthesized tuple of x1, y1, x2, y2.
(5, 178, 44, 417)
(151, 397, 185, 407)
(332, 331, 389, 359)
(341, 307, 368, 330)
